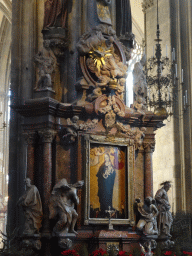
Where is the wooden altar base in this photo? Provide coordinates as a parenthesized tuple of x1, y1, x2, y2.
(74, 230, 141, 254)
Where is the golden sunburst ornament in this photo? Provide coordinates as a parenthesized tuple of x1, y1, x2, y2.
(89, 46, 112, 74)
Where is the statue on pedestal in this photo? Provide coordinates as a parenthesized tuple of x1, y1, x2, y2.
(17, 178, 43, 235)
(49, 179, 84, 236)
(116, 0, 132, 38)
(136, 197, 158, 236)
(34, 40, 56, 90)
(133, 54, 147, 104)
(155, 181, 173, 238)
(43, 0, 69, 29)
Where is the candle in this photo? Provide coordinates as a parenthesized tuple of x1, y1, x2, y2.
(166, 45, 168, 57)
(183, 95, 186, 106)
(173, 48, 175, 60)
(181, 69, 184, 83)
(175, 64, 177, 77)
(185, 90, 188, 104)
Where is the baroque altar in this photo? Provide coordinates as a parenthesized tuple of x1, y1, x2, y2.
(8, 0, 169, 255)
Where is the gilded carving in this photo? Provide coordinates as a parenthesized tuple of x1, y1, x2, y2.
(97, 95, 125, 128)
(77, 28, 127, 102)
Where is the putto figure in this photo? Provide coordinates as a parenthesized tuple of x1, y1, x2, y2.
(49, 179, 84, 236)
(155, 181, 173, 238)
(17, 178, 43, 235)
(136, 197, 158, 236)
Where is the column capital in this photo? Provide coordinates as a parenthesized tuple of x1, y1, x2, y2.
(23, 131, 36, 145)
(143, 141, 155, 153)
(39, 129, 57, 143)
(138, 145, 144, 153)
(142, 0, 154, 13)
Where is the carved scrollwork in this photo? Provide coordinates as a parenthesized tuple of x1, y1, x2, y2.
(77, 26, 127, 102)
(59, 117, 99, 143)
(116, 122, 146, 148)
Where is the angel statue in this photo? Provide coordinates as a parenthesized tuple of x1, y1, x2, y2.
(49, 179, 84, 236)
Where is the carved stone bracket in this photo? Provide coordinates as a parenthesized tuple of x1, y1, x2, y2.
(39, 129, 57, 143)
(42, 28, 68, 59)
(142, 0, 154, 13)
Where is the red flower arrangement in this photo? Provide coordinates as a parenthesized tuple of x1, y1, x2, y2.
(183, 252, 192, 255)
(89, 248, 108, 256)
(61, 249, 80, 256)
(117, 251, 129, 256)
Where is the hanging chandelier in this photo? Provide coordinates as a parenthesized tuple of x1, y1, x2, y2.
(145, 0, 180, 116)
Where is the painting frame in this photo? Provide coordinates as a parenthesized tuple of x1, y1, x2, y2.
(84, 134, 135, 226)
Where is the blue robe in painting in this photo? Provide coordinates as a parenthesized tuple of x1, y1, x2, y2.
(96, 163, 116, 214)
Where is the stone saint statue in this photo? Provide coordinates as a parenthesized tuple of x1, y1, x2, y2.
(136, 197, 158, 235)
(17, 178, 43, 235)
(155, 181, 173, 238)
(133, 54, 147, 102)
(49, 179, 84, 236)
(116, 0, 132, 37)
(43, 0, 68, 29)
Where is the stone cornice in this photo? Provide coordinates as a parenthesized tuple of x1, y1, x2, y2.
(142, 0, 154, 13)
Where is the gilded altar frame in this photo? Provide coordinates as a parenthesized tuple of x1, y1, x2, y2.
(84, 134, 135, 226)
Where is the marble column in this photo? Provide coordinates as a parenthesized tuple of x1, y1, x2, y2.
(143, 142, 155, 198)
(39, 129, 57, 236)
(23, 132, 36, 183)
(135, 145, 145, 200)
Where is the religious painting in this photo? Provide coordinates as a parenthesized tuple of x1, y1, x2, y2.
(84, 135, 135, 225)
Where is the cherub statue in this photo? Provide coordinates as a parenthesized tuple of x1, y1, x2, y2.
(49, 179, 84, 236)
(136, 197, 158, 236)
(17, 178, 43, 235)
